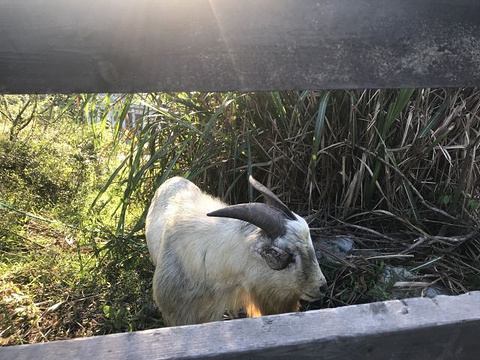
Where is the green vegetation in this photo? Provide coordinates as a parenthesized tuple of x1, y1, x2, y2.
(1, 89, 479, 345)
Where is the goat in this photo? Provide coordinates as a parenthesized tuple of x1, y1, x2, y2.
(145, 176, 327, 326)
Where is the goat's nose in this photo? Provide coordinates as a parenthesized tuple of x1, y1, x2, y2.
(319, 284, 328, 297)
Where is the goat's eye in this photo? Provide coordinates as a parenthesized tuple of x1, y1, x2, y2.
(279, 253, 295, 270)
(287, 253, 296, 265)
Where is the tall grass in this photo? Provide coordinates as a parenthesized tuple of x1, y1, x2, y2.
(97, 89, 479, 233)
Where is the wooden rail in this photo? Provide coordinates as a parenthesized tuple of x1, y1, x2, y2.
(1, 0, 480, 94)
(2, 292, 480, 359)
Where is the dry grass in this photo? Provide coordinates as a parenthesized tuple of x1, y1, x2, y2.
(112, 88, 479, 307)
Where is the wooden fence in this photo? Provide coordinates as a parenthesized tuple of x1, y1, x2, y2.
(1, 0, 480, 94)
(1, 1, 480, 358)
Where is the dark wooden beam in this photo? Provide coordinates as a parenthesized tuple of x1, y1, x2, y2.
(1, 0, 480, 94)
(1, 292, 480, 359)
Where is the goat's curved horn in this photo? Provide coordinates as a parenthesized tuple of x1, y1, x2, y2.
(207, 203, 288, 239)
(248, 176, 295, 220)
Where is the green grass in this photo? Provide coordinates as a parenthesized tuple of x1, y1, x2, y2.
(0, 106, 161, 345)
(0, 220, 160, 345)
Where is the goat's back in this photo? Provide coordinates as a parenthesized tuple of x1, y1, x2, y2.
(145, 177, 223, 266)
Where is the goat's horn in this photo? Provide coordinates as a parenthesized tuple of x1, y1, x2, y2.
(248, 176, 295, 220)
(207, 203, 288, 239)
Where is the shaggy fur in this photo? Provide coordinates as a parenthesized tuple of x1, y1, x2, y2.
(145, 177, 326, 326)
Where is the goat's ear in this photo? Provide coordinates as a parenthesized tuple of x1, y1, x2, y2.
(255, 243, 293, 270)
(248, 176, 296, 220)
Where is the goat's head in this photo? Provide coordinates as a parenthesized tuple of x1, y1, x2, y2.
(207, 176, 327, 302)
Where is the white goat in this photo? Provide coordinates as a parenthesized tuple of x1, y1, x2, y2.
(145, 176, 327, 326)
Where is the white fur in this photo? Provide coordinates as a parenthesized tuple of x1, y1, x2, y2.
(145, 177, 326, 326)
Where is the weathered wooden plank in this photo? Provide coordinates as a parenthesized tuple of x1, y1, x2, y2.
(1, 292, 479, 359)
(1, 0, 480, 94)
